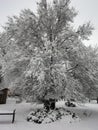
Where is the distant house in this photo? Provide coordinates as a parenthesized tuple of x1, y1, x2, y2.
(0, 88, 9, 104)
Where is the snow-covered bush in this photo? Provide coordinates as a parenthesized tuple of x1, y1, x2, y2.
(27, 108, 80, 124)
(65, 100, 76, 107)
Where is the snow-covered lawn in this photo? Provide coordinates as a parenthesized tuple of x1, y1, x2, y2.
(0, 98, 98, 130)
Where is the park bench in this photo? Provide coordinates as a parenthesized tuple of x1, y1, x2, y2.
(0, 109, 16, 123)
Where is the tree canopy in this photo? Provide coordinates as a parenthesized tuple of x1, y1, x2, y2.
(0, 0, 97, 102)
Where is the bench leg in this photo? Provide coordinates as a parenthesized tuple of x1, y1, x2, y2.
(12, 110, 16, 123)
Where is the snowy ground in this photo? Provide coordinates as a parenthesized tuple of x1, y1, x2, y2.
(0, 98, 98, 130)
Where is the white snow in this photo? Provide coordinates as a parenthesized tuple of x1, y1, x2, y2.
(0, 98, 98, 130)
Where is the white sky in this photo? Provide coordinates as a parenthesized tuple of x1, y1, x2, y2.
(0, 0, 98, 47)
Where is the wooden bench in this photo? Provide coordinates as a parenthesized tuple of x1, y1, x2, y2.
(0, 109, 16, 123)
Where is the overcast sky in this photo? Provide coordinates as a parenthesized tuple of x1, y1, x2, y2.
(0, 0, 98, 47)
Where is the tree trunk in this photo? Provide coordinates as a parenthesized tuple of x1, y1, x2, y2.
(50, 99, 56, 110)
(44, 99, 56, 112)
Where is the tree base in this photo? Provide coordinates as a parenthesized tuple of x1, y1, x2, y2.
(44, 99, 56, 111)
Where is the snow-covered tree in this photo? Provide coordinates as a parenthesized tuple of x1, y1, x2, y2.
(0, 0, 96, 108)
